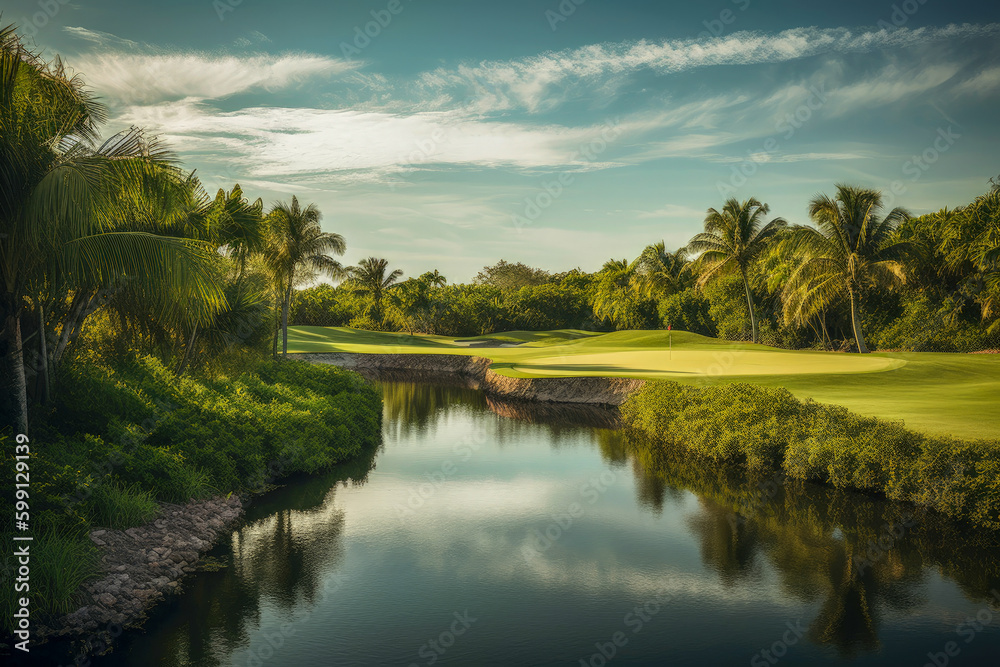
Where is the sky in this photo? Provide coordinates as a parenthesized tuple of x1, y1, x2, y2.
(7, 0, 1000, 281)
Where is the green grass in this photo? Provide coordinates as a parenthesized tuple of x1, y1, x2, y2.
(288, 326, 1000, 440)
(1, 530, 99, 631)
(85, 481, 160, 529)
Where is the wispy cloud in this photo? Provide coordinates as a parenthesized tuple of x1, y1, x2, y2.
(410, 24, 1000, 113)
(72, 53, 355, 105)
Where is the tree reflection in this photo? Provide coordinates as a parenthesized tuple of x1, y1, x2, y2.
(95, 445, 380, 667)
(620, 432, 1000, 658)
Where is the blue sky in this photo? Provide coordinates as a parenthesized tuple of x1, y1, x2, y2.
(9, 0, 1000, 281)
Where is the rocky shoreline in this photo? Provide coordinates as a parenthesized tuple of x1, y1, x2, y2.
(35, 495, 244, 657)
(294, 352, 645, 406)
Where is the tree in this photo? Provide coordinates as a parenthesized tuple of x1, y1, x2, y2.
(784, 184, 910, 353)
(631, 241, 691, 299)
(265, 196, 345, 357)
(591, 259, 643, 330)
(393, 271, 446, 335)
(0, 25, 223, 431)
(685, 198, 786, 343)
(473, 260, 550, 291)
(347, 257, 403, 328)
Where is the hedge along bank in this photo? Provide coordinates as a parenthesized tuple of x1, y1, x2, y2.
(620, 380, 1000, 531)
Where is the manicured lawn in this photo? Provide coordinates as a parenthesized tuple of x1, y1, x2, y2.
(287, 326, 1000, 440)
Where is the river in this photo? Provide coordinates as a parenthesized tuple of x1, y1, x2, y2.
(88, 377, 1000, 666)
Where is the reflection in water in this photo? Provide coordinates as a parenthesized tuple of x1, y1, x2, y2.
(85, 379, 1000, 667)
(92, 447, 380, 667)
(617, 432, 1000, 658)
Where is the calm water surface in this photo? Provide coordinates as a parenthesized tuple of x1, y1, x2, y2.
(86, 378, 1000, 666)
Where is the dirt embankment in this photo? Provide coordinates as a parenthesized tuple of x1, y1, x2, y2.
(294, 353, 644, 406)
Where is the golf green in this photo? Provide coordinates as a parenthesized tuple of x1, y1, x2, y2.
(287, 326, 1000, 440)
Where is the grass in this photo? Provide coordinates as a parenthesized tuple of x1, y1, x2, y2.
(0, 530, 99, 630)
(287, 326, 1000, 440)
(85, 481, 160, 530)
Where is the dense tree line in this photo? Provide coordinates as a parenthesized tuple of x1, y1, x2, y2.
(291, 182, 1000, 353)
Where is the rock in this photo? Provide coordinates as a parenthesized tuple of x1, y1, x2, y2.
(98, 594, 116, 607)
(91, 530, 106, 537)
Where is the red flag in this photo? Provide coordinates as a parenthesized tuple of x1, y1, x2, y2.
(667, 324, 672, 331)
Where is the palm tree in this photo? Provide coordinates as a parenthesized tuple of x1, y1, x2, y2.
(421, 269, 447, 288)
(348, 257, 403, 327)
(631, 241, 690, 299)
(783, 184, 910, 353)
(265, 196, 346, 357)
(686, 198, 786, 343)
(592, 259, 636, 329)
(1, 24, 222, 431)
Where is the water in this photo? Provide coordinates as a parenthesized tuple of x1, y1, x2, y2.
(84, 378, 1000, 666)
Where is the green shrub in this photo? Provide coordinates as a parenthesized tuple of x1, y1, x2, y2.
(47, 354, 381, 502)
(622, 380, 1000, 530)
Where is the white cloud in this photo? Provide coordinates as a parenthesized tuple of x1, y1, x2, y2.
(119, 101, 634, 179)
(412, 24, 1000, 113)
(68, 52, 357, 105)
(951, 66, 1000, 97)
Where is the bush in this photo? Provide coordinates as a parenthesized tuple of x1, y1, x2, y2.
(43, 354, 382, 502)
(657, 289, 715, 336)
(622, 380, 1000, 530)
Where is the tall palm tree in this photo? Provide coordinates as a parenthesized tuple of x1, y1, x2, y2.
(783, 184, 910, 353)
(265, 196, 345, 357)
(1, 24, 222, 431)
(686, 198, 786, 343)
(348, 257, 403, 327)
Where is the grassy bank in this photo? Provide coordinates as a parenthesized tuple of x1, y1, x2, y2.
(287, 326, 1000, 440)
(620, 381, 1000, 531)
(1, 354, 382, 632)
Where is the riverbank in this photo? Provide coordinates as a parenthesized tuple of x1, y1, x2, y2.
(622, 381, 1000, 532)
(301, 351, 1000, 532)
(1, 354, 384, 660)
(288, 326, 1000, 439)
(34, 495, 244, 656)
(295, 352, 643, 406)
